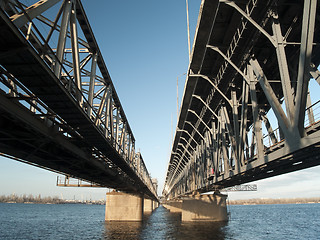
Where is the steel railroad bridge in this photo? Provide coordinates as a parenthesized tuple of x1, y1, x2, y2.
(163, 0, 320, 201)
(0, 0, 158, 207)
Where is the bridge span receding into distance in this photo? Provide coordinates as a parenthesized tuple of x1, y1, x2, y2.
(162, 0, 320, 221)
(0, 0, 158, 221)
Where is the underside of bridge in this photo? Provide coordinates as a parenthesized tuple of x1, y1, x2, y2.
(163, 0, 320, 200)
(0, 0, 157, 203)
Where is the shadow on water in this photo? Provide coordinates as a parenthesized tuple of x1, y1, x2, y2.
(104, 221, 143, 240)
(103, 205, 227, 240)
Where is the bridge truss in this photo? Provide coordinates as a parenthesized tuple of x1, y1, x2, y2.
(163, 0, 320, 199)
(0, 0, 157, 199)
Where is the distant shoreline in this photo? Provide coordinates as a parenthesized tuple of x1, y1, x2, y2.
(228, 197, 320, 205)
(1, 194, 319, 206)
(1, 201, 104, 205)
(0, 194, 105, 205)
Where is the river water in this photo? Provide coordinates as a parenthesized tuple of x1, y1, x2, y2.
(0, 202, 319, 239)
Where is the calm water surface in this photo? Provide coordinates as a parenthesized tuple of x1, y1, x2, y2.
(0, 203, 319, 239)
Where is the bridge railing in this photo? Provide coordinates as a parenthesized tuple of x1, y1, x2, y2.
(0, 65, 77, 140)
(262, 100, 320, 150)
(304, 100, 320, 129)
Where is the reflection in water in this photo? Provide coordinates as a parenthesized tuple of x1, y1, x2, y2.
(104, 221, 142, 240)
(103, 205, 227, 240)
(178, 221, 227, 240)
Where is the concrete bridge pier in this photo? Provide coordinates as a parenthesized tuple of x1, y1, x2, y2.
(163, 193, 228, 221)
(105, 191, 144, 221)
(144, 199, 160, 213)
(181, 193, 228, 222)
(152, 200, 159, 210)
(144, 198, 154, 213)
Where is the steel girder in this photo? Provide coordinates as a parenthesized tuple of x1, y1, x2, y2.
(0, 0, 157, 200)
(163, 0, 320, 199)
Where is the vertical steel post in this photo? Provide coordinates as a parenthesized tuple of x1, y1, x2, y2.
(231, 87, 241, 172)
(248, 65, 264, 161)
(87, 53, 98, 117)
(222, 105, 238, 172)
(115, 108, 120, 150)
(211, 121, 218, 180)
(220, 108, 229, 175)
(53, 0, 71, 79)
(239, 78, 249, 166)
(69, 1, 82, 104)
(271, 12, 294, 123)
(294, 0, 318, 136)
(105, 88, 113, 139)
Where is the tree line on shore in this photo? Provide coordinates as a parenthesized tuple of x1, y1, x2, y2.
(0, 194, 105, 205)
(228, 197, 320, 205)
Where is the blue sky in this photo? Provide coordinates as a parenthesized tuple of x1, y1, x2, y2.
(0, 0, 320, 200)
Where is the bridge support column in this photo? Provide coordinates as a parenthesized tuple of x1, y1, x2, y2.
(181, 193, 228, 222)
(144, 198, 153, 213)
(105, 191, 144, 221)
